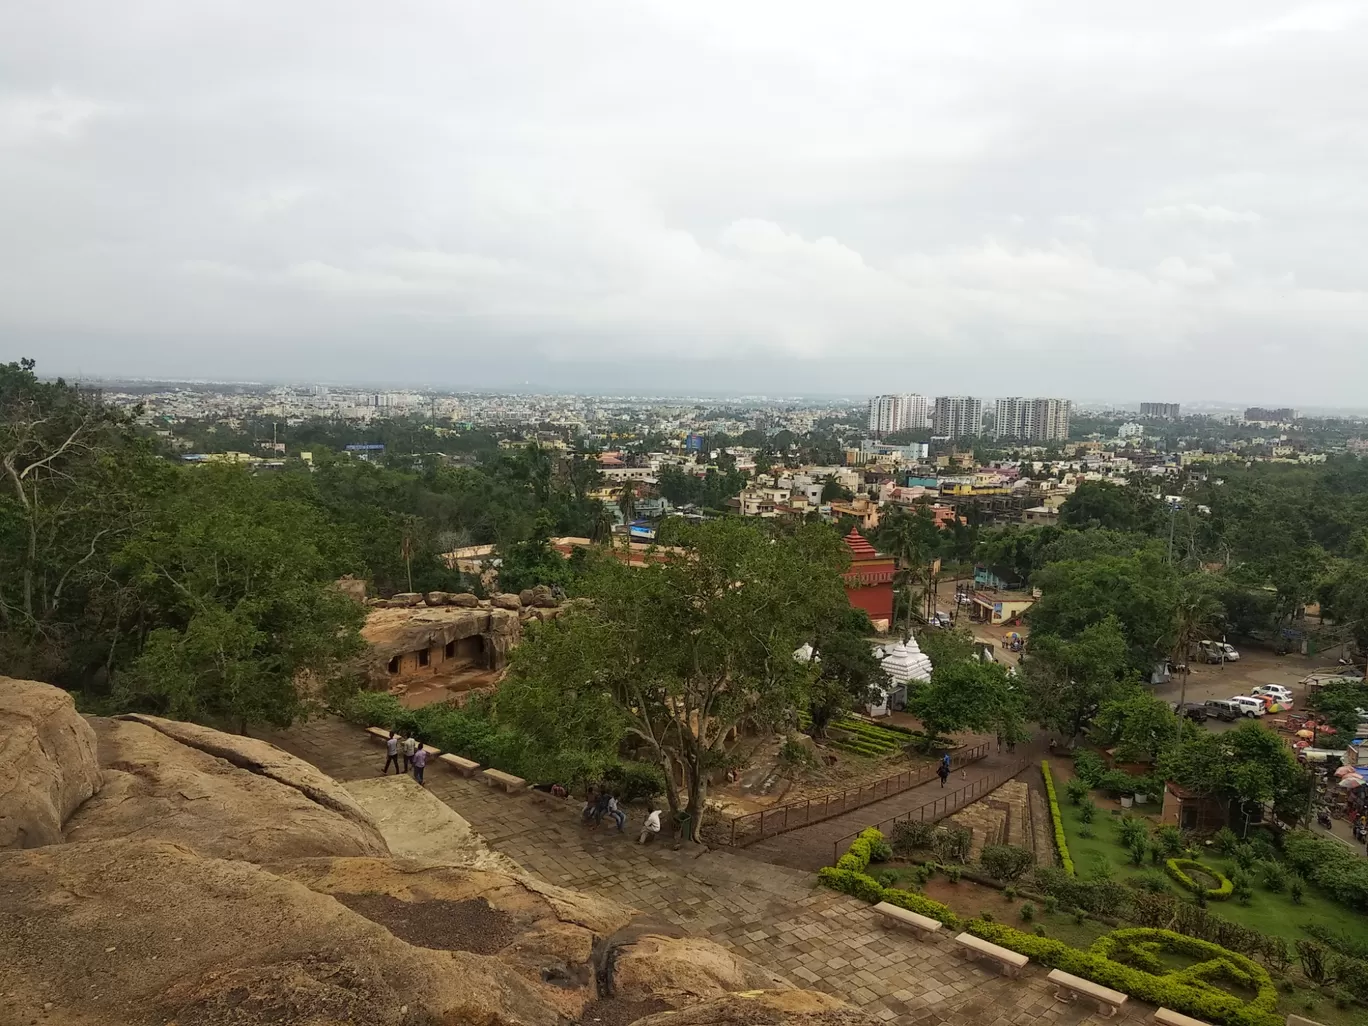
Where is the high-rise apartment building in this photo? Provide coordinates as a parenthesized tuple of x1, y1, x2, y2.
(993, 397, 1072, 442)
(1244, 407, 1297, 425)
(867, 394, 930, 435)
(932, 396, 983, 438)
(1139, 402, 1180, 420)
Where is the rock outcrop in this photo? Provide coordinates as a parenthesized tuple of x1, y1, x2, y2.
(0, 680, 880, 1026)
(0, 676, 102, 849)
(65, 717, 390, 861)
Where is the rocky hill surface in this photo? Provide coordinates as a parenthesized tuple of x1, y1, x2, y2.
(0, 677, 878, 1026)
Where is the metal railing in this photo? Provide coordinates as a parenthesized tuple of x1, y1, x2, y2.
(721, 742, 990, 847)
(829, 754, 1033, 864)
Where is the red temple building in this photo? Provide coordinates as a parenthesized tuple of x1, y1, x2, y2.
(842, 529, 895, 628)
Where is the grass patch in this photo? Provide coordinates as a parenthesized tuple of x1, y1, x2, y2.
(1055, 800, 1367, 946)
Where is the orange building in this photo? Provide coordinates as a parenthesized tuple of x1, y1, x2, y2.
(842, 529, 895, 627)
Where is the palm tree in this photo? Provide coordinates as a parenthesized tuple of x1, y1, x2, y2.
(590, 505, 615, 545)
(616, 479, 636, 525)
(1171, 581, 1224, 723)
(881, 507, 933, 638)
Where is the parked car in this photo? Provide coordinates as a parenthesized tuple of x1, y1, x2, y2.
(1227, 695, 1266, 718)
(1197, 640, 1240, 663)
(1250, 684, 1294, 709)
(1204, 699, 1241, 722)
(1178, 702, 1209, 723)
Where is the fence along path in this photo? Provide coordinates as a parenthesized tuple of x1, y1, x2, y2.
(720, 742, 989, 847)
(733, 742, 1034, 872)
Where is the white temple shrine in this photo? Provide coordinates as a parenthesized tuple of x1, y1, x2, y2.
(866, 635, 934, 717)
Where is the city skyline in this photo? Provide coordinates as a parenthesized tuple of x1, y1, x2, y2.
(4, 3, 1367, 403)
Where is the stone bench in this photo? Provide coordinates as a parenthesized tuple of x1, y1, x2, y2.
(365, 726, 392, 742)
(438, 753, 480, 777)
(872, 902, 943, 939)
(528, 787, 573, 807)
(418, 743, 441, 758)
(952, 932, 1028, 978)
(481, 768, 527, 793)
(1048, 969, 1127, 1018)
(1154, 1010, 1215, 1026)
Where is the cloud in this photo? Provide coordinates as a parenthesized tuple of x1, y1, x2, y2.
(1, 0, 1367, 402)
(1144, 205, 1263, 224)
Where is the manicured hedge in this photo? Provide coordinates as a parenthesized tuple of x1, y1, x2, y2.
(1283, 830, 1368, 911)
(964, 922, 1281, 1026)
(1040, 761, 1075, 877)
(1166, 858, 1234, 900)
(819, 828, 959, 927)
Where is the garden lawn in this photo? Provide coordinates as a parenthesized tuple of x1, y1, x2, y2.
(1055, 799, 1368, 946)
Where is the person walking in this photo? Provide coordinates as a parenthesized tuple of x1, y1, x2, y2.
(937, 761, 950, 788)
(638, 807, 661, 844)
(411, 744, 428, 787)
(382, 731, 401, 775)
(401, 733, 418, 774)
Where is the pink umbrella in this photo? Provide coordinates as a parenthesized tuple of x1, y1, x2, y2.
(1338, 773, 1366, 789)
(1334, 765, 1358, 778)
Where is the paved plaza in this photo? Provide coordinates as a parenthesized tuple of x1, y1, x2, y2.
(265, 716, 1151, 1025)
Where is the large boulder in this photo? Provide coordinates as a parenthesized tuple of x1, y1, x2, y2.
(110, 714, 385, 846)
(0, 677, 102, 849)
(634, 990, 881, 1026)
(65, 718, 389, 862)
(424, 590, 451, 606)
(612, 933, 791, 1004)
(450, 592, 480, 608)
(390, 592, 423, 607)
(0, 839, 568, 1026)
(490, 592, 522, 611)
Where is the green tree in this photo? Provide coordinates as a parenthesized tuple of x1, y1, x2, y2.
(1169, 576, 1224, 713)
(112, 466, 365, 733)
(1028, 551, 1179, 673)
(821, 475, 853, 503)
(1089, 692, 1178, 762)
(909, 659, 1023, 747)
(498, 513, 574, 593)
(1020, 616, 1131, 742)
(878, 504, 940, 636)
(1159, 722, 1310, 828)
(804, 607, 888, 737)
(1308, 679, 1368, 742)
(498, 519, 851, 839)
(1059, 481, 1165, 534)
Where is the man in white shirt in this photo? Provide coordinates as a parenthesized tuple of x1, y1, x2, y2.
(638, 807, 661, 844)
(382, 732, 401, 775)
(401, 734, 418, 773)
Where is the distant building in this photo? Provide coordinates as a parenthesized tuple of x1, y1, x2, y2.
(1118, 422, 1144, 440)
(867, 394, 931, 435)
(932, 396, 983, 438)
(842, 529, 895, 629)
(1244, 407, 1297, 425)
(993, 398, 1071, 442)
(1139, 402, 1180, 420)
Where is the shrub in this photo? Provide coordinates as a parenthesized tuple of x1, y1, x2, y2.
(1232, 844, 1258, 873)
(1033, 866, 1129, 917)
(1072, 750, 1106, 786)
(890, 820, 937, 854)
(1088, 856, 1115, 882)
(1044, 896, 1060, 914)
(1033, 923, 1047, 936)
(1260, 936, 1292, 976)
(1073, 909, 1087, 925)
(834, 828, 886, 873)
(1078, 798, 1097, 825)
(1041, 762, 1075, 877)
(341, 688, 405, 729)
(1296, 941, 1335, 988)
(1003, 886, 1017, 901)
(1132, 870, 1170, 894)
(979, 910, 995, 922)
(946, 866, 962, 883)
(880, 887, 959, 927)
(1166, 858, 1234, 900)
(932, 826, 973, 866)
(1153, 825, 1184, 857)
(1212, 826, 1240, 855)
(600, 761, 667, 802)
(1019, 902, 1035, 922)
(817, 867, 885, 904)
(868, 839, 893, 863)
(1258, 861, 1288, 893)
(980, 844, 1035, 882)
(1065, 778, 1089, 805)
(1289, 876, 1304, 905)
(965, 923, 1282, 1026)
(1303, 922, 1368, 963)
(1118, 816, 1148, 850)
(1337, 956, 1368, 1004)
(1127, 839, 1148, 867)
(874, 870, 898, 888)
(1284, 830, 1368, 911)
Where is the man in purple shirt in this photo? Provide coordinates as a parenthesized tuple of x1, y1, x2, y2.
(411, 744, 428, 786)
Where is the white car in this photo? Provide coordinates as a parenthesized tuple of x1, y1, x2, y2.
(1227, 695, 1267, 718)
(1250, 685, 1293, 708)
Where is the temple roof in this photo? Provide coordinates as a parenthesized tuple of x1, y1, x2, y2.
(843, 529, 879, 560)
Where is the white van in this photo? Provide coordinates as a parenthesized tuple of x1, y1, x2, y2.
(1227, 695, 1266, 718)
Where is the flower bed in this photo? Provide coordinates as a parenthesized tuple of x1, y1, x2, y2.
(964, 921, 1281, 1026)
(1041, 761, 1075, 877)
(1166, 858, 1234, 900)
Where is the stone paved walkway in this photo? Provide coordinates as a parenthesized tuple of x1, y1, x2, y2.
(263, 716, 1149, 1026)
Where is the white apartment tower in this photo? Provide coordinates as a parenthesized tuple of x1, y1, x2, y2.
(932, 396, 983, 438)
(867, 394, 930, 435)
(993, 397, 1072, 442)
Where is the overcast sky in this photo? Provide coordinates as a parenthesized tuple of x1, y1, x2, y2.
(2, 2, 1365, 403)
